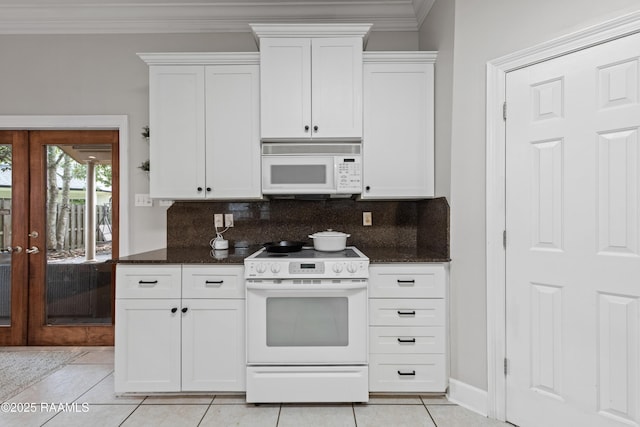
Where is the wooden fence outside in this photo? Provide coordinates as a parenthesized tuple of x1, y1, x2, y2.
(0, 199, 111, 250)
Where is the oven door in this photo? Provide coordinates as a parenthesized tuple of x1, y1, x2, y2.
(246, 280, 368, 365)
(262, 155, 336, 194)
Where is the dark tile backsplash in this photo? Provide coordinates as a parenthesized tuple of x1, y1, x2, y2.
(167, 197, 449, 258)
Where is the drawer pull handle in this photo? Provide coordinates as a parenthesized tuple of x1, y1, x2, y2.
(397, 279, 415, 284)
(205, 280, 224, 286)
(138, 280, 158, 286)
(397, 338, 416, 343)
(397, 310, 416, 316)
(397, 370, 416, 376)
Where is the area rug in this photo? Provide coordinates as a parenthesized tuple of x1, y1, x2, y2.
(0, 349, 86, 401)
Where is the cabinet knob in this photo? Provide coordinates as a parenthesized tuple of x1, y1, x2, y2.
(365, 186, 371, 192)
(206, 187, 211, 192)
(304, 125, 310, 132)
(197, 187, 203, 192)
(181, 307, 188, 313)
(171, 307, 178, 314)
(313, 125, 318, 132)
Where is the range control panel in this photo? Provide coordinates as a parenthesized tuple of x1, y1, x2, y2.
(245, 259, 369, 279)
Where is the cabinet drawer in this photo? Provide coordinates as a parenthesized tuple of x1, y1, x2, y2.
(182, 265, 244, 299)
(369, 354, 447, 392)
(369, 264, 445, 298)
(369, 299, 445, 326)
(116, 265, 181, 299)
(369, 326, 445, 354)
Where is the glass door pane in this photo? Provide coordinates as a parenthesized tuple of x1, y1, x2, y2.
(0, 144, 12, 326)
(44, 144, 113, 326)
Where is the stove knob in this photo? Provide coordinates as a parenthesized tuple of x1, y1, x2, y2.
(256, 263, 267, 274)
(346, 262, 358, 273)
(332, 263, 344, 273)
(270, 263, 281, 273)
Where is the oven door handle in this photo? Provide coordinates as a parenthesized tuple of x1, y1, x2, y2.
(246, 282, 367, 291)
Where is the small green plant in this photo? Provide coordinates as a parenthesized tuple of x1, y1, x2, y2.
(140, 125, 150, 171)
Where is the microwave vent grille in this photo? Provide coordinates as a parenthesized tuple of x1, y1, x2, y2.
(262, 143, 361, 156)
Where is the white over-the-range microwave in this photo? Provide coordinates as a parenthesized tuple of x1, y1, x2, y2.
(261, 142, 362, 196)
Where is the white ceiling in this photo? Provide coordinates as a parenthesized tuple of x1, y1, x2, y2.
(0, 0, 435, 34)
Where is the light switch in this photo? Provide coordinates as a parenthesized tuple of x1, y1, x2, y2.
(135, 193, 153, 207)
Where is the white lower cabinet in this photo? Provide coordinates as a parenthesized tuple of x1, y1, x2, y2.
(181, 299, 244, 391)
(115, 264, 245, 393)
(368, 263, 448, 393)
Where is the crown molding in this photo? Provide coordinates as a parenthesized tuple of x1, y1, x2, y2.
(138, 52, 260, 65)
(0, 1, 432, 35)
(363, 51, 437, 63)
(413, 0, 435, 27)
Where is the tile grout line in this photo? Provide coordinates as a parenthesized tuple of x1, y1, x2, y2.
(195, 395, 215, 426)
(420, 395, 439, 427)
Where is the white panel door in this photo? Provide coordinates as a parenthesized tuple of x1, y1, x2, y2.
(506, 32, 640, 427)
(205, 65, 261, 199)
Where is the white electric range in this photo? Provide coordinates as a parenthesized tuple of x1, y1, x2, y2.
(244, 246, 370, 403)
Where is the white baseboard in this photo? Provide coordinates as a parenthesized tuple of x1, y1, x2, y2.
(447, 378, 488, 417)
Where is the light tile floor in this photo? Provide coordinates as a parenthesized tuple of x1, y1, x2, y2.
(1, 347, 512, 427)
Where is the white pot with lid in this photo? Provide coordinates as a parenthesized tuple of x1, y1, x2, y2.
(309, 229, 351, 252)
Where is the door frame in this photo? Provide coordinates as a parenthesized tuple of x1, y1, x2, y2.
(0, 116, 130, 256)
(485, 10, 640, 421)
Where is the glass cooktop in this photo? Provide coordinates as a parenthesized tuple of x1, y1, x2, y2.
(254, 247, 362, 259)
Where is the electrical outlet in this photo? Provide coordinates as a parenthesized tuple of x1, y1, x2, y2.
(363, 212, 372, 226)
(214, 214, 224, 228)
(135, 193, 153, 207)
(224, 213, 234, 227)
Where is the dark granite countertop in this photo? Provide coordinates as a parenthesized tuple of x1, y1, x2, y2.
(359, 246, 450, 263)
(116, 245, 449, 265)
(116, 245, 263, 265)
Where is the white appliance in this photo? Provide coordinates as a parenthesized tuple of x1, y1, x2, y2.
(244, 246, 369, 403)
(261, 143, 362, 196)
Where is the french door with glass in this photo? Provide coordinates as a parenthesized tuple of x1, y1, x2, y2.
(0, 130, 118, 345)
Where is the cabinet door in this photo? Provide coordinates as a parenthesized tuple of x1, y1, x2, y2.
(259, 38, 311, 140)
(362, 62, 434, 198)
(114, 299, 181, 393)
(181, 299, 245, 391)
(149, 65, 206, 199)
(205, 65, 261, 199)
(311, 38, 363, 139)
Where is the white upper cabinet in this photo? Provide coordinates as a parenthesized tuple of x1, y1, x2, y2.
(205, 64, 261, 199)
(252, 24, 370, 141)
(140, 53, 261, 200)
(149, 65, 206, 199)
(362, 52, 436, 199)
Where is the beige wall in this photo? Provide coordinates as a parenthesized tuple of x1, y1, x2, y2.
(0, 30, 417, 255)
(421, 0, 640, 391)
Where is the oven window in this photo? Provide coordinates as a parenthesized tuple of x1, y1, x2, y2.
(271, 164, 326, 184)
(266, 297, 348, 346)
